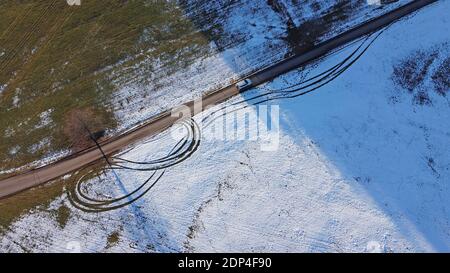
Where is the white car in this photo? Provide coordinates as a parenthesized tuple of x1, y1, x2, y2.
(236, 79, 253, 92)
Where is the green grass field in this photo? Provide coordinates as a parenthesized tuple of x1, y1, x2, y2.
(0, 0, 210, 175)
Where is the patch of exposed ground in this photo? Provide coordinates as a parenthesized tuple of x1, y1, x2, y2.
(431, 57, 450, 96)
(63, 108, 108, 152)
(392, 42, 449, 105)
(106, 229, 122, 249)
(54, 204, 71, 229)
(269, 0, 361, 55)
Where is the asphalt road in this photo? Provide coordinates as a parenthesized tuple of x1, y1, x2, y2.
(0, 0, 437, 199)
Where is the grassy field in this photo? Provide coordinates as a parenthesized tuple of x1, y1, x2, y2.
(0, 0, 210, 175)
(0, 176, 67, 236)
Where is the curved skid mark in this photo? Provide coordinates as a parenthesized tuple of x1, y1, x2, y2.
(68, 119, 200, 212)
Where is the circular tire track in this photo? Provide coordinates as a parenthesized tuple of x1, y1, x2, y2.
(68, 118, 200, 212)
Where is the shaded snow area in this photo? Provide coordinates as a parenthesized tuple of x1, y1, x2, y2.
(1, 1, 449, 252)
(111, 0, 411, 131)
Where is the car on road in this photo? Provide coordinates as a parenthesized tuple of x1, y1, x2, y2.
(236, 79, 253, 92)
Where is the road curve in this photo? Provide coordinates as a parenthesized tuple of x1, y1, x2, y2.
(0, 0, 437, 199)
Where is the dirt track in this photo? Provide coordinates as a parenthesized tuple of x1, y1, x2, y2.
(0, 0, 437, 199)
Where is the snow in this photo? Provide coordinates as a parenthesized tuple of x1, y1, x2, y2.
(12, 91, 20, 108)
(8, 146, 20, 156)
(110, 0, 412, 131)
(34, 109, 54, 130)
(1, 0, 449, 253)
(28, 137, 51, 154)
(0, 84, 7, 95)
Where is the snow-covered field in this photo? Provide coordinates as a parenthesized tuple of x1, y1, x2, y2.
(1, 0, 449, 253)
(111, 0, 412, 130)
